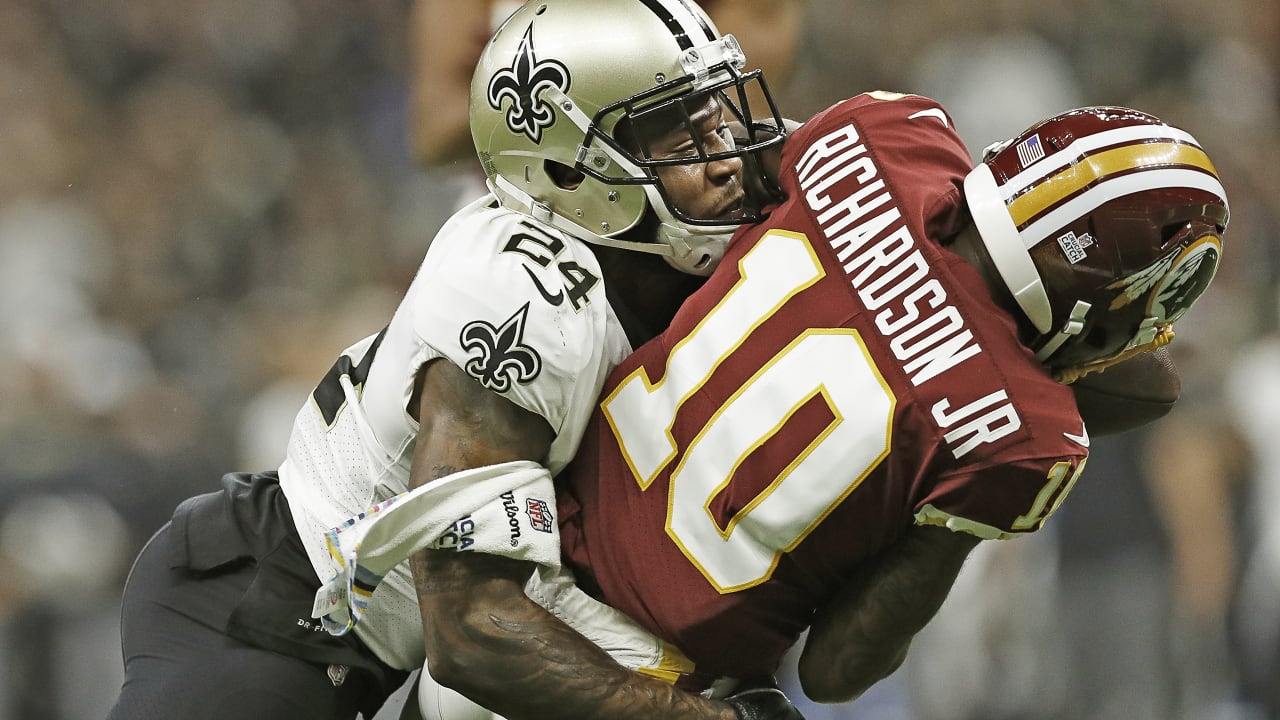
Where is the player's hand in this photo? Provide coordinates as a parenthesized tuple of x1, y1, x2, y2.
(725, 678, 806, 720)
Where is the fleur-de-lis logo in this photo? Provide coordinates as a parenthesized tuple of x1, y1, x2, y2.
(486, 23, 571, 144)
(460, 303, 543, 392)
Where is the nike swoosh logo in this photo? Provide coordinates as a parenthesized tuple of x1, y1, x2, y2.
(908, 108, 949, 127)
(1063, 425, 1090, 448)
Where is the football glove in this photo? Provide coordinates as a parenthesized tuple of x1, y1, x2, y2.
(725, 685, 806, 720)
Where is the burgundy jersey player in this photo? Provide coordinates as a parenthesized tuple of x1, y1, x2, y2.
(557, 92, 1229, 700)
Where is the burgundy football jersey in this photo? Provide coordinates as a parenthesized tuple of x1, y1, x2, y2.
(557, 93, 1088, 678)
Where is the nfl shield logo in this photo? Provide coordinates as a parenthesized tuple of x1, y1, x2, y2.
(525, 498, 553, 533)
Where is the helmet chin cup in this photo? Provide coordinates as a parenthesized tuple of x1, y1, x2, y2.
(1053, 323, 1175, 385)
(655, 219, 731, 276)
(647, 184, 731, 276)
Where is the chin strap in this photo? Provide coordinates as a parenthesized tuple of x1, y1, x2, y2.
(1034, 300, 1092, 363)
(489, 175, 667, 254)
(1053, 324, 1175, 385)
(490, 175, 729, 276)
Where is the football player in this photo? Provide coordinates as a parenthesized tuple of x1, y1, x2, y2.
(107, 1, 803, 719)
(386, 96, 1224, 719)
(554, 91, 1229, 702)
(374, 93, 1225, 719)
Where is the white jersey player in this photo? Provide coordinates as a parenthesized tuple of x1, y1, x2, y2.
(107, 2, 802, 720)
(280, 195, 634, 668)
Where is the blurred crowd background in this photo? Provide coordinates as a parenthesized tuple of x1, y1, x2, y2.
(1, 0, 1277, 718)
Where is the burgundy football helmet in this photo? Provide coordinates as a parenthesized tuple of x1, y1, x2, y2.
(964, 106, 1229, 380)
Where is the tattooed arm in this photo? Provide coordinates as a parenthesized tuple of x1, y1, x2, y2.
(797, 525, 980, 703)
(412, 551, 737, 719)
(408, 358, 737, 719)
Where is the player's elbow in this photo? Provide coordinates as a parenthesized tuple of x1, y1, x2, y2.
(797, 643, 907, 704)
(798, 673, 858, 705)
(420, 614, 499, 699)
(797, 666, 865, 705)
(423, 646, 465, 689)
(423, 645, 493, 700)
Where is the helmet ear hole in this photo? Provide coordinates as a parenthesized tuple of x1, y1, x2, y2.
(1160, 221, 1189, 248)
(546, 161, 584, 191)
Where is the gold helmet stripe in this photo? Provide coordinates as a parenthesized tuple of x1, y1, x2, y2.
(1017, 165, 1228, 250)
(999, 123, 1207, 197)
(1008, 141, 1221, 229)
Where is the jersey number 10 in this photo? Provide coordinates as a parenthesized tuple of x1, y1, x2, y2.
(602, 231, 896, 593)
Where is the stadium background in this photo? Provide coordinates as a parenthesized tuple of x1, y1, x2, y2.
(0, 0, 1276, 718)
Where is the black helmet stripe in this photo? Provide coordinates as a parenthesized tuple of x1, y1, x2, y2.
(636, 0, 717, 50)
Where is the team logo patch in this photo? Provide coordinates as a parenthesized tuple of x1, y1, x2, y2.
(1105, 234, 1222, 321)
(487, 23, 571, 144)
(525, 497, 554, 533)
(1148, 234, 1222, 323)
(460, 303, 543, 392)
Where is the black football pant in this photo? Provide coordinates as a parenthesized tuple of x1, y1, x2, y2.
(106, 473, 408, 720)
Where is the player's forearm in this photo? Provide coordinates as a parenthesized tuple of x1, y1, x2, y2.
(407, 365, 735, 718)
(413, 551, 737, 720)
(798, 526, 978, 703)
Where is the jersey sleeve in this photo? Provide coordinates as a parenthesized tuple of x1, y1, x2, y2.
(914, 450, 1088, 540)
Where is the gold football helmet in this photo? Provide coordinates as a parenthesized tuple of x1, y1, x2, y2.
(470, 0, 786, 275)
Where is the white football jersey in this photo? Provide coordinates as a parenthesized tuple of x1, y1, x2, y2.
(279, 195, 633, 669)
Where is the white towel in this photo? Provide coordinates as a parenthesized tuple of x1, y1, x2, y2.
(310, 460, 561, 635)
